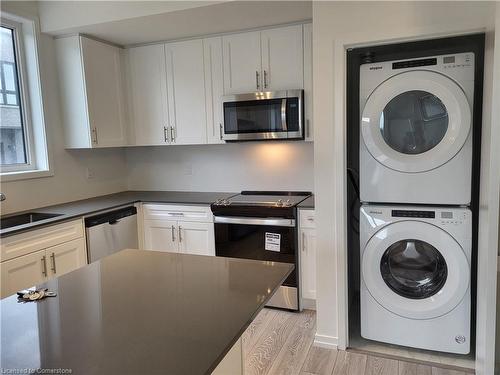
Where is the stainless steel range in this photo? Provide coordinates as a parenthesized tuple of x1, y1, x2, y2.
(211, 191, 311, 310)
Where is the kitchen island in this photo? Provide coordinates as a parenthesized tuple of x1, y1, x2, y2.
(0, 249, 293, 374)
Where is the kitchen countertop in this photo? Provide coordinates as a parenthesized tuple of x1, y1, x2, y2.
(297, 196, 315, 209)
(1, 190, 315, 237)
(0, 249, 294, 374)
(0, 191, 237, 237)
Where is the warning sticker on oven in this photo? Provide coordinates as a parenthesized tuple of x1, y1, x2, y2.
(265, 232, 281, 252)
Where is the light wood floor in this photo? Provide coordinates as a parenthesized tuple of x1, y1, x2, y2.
(242, 308, 474, 375)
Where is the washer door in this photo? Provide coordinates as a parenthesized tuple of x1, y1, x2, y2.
(362, 221, 469, 320)
(361, 70, 471, 173)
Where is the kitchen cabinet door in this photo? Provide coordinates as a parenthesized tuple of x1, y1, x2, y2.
(46, 238, 87, 278)
(303, 23, 313, 141)
(143, 220, 179, 253)
(261, 25, 303, 91)
(222, 31, 262, 94)
(178, 221, 215, 256)
(80, 37, 127, 147)
(165, 39, 207, 145)
(126, 44, 169, 145)
(1, 249, 47, 298)
(300, 227, 317, 301)
(204, 37, 225, 144)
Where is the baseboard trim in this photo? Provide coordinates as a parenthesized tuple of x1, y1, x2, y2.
(301, 298, 316, 310)
(314, 333, 338, 349)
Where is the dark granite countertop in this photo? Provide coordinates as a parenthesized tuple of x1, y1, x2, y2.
(1, 191, 237, 237)
(298, 195, 315, 209)
(1, 249, 294, 374)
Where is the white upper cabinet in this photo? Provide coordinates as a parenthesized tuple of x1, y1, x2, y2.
(204, 37, 225, 144)
(261, 25, 303, 91)
(165, 39, 207, 145)
(126, 44, 169, 146)
(56, 36, 127, 148)
(222, 25, 304, 94)
(223, 31, 262, 94)
(303, 23, 313, 141)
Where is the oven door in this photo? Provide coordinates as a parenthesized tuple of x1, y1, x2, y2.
(222, 90, 303, 141)
(214, 216, 297, 288)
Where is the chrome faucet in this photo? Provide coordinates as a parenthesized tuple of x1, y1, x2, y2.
(0, 193, 5, 201)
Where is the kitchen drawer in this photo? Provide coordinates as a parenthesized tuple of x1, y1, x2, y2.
(142, 204, 213, 223)
(299, 209, 316, 228)
(1, 219, 84, 262)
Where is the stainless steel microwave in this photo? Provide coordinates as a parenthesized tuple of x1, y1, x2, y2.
(221, 90, 304, 141)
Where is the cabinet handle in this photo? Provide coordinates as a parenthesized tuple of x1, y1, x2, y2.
(263, 70, 268, 89)
(306, 119, 310, 138)
(171, 225, 175, 242)
(41, 256, 48, 277)
(302, 232, 306, 252)
(256, 71, 260, 90)
(170, 126, 176, 142)
(178, 226, 182, 243)
(50, 252, 57, 274)
(219, 123, 223, 140)
(163, 126, 168, 142)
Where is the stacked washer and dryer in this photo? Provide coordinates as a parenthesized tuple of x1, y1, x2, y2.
(359, 53, 475, 354)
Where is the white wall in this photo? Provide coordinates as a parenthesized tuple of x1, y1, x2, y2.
(38, 1, 312, 46)
(312, 3, 497, 373)
(38, 1, 222, 34)
(126, 142, 314, 192)
(0, 2, 128, 215)
(477, 5, 500, 375)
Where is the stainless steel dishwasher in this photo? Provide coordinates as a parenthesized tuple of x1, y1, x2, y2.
(85, 206, 138, 263)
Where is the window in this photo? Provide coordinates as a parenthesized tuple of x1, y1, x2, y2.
(1, 22, 31, 170)
(0, 14, 50, 179)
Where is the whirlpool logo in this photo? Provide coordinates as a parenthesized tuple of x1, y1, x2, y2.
(369, 66, 383, 70)
(368, 210, 383, 215)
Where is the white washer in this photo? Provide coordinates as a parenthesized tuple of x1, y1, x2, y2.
(360, 204, 471, 354)
(360, 53, 474, 205)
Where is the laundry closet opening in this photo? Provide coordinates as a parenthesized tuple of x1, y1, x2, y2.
(345, 34, 485, 371)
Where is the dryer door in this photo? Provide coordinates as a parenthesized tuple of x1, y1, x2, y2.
(362, 221, 469, 320)
(361, 70, 471, 173)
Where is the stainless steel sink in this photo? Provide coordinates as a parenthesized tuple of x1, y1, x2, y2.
(0, 212, 63, 230)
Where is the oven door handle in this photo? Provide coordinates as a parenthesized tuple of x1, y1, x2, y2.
(214, 216, 295, 227)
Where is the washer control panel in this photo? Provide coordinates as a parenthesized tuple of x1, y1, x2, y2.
(439, 210, 468, 226)
(442, 53, 473, 69)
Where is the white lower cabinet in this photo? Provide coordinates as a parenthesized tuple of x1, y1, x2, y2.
(142, 204, 215, 256)
(46, 238, 87, 278)
(299, 209, 316, 305)
(1, 249, 47, 298)
(178, 222, 215, 256)
(0, 220, 87, 298)
(143, 219, 179, 253)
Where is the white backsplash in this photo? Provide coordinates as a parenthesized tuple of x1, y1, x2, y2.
(126, 141, 314, 193)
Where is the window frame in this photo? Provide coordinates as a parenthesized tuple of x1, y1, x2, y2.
(0, 17, 36, 174)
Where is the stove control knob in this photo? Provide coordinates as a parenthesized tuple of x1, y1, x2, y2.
(276, 199, 284, 207)
(285, 199, 291, 207)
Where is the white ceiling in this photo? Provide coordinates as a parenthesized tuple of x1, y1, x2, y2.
(38, 1, 312, 46)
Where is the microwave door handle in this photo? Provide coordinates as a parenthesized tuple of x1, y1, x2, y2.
(281, 98, 288, 131)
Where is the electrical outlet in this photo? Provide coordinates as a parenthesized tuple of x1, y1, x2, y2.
(86, 167, 95, 179)
(183, 164, 193, 176)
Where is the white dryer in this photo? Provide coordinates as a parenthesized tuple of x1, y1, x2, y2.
(360, 204, 471, 354)
(360, 53, 474, 205)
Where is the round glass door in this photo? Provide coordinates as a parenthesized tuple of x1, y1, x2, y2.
(362, 220, 470, 319)
(361, 70, 471, 173)
(380, 90, 449, 155)
(380, 239, 448, 299)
